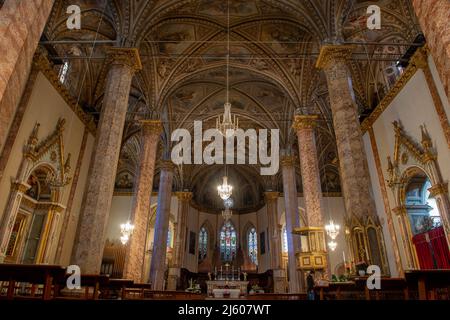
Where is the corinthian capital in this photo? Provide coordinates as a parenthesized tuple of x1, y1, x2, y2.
(140, 120, 163, 136)
(316, 45, 355, 70)
(292, 115, 319, 130)
(106, 47, 142, 73)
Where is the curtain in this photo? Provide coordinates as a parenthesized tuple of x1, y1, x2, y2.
(428, 226, 450, 269)
(412, 232, 434, 269)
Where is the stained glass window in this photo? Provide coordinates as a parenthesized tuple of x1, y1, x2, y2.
(198, 227, 208, 261)
(282, 226, 288, 253)
(220, 221, 237, 261)
(248, 227, 258, 265)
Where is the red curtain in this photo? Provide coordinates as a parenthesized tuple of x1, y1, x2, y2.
(412, 232, 435, 269)
(428, 226, 450, 269)
(413, 226, 450, 269)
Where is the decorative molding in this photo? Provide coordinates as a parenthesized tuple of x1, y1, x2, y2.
(34, 51, 97, 135)
(264, 191, 279, 201)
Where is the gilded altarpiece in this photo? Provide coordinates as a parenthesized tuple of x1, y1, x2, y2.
(386, 121, 450, 269)
(0, 119, 71, 264)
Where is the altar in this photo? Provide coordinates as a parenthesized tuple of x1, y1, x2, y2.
(206, 280, 249, 297)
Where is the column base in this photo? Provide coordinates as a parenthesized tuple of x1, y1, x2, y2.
(167, 267, 180, 291)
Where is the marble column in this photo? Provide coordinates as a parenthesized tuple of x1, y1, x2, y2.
(123, 120, 162, 282)
(0, 0, 55, 153)
(167, 191, 192, 290)
(72, 48, 142, 274)
(316, 46, 377, 222)
(293, 115, 330, 277)
(265, 191, 286, 293)
(293, 115, 326, 227)
(150, 160, 175, 290)
(281, 156, 302, 293)
(412, 0, 450, 105)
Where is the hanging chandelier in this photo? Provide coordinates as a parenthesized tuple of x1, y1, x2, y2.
(120, 220, 135, 245)
(224, 197, 234, 209)
(216, 102, 239, 137)
(215, 0, 239, 137)
(222, 208, 233, 221)
(325, 219, 340, 240)
(217, 176, 233, 200)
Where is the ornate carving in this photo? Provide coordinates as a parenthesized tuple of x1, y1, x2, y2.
(264, 191, 279, 201)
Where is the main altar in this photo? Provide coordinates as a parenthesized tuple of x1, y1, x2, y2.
(206, 264, 249, 297)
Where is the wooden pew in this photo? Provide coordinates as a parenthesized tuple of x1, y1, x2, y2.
(315, 282, 361, 300)
(247, 293, 307, 300)
(353, 277, 409, 300)
(143, 290, 204, 300)
(102, 278, 134, 300)
(0, 264, 66, 300)
(404, 270, 450, 300)
(122, 283, 153, 299)
(55, 274, 110, 300)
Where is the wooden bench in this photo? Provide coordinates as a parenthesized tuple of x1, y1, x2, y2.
(101, 278, 134, 299)
(143, 290, 204, 300)
(405, 270, 450, 300)
(315, 282, 361, 300)
(55, 274, 110, 300)
(0, 264, 66, 300)
(353, 277, 409, 300)
(247, 293, 307, 300)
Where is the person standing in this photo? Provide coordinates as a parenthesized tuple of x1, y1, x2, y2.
(306, 270, 316, 300)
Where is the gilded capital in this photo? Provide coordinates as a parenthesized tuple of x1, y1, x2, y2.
(292, 115, 319, 130)
(106, 48, 142, 73)
(428, 183, 448, 197)
(280, 155, 296, 167)
(264, 191, 279, 201)
(316, 45, 355, 69)
(175, 191, 193, 202)
(141, 120, 163, 136)
(392, 206, 407, 216)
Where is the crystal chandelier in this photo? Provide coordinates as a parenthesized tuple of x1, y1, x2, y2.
(215, 0, 239, 137)
(222, 208, 233, 221)
(216, 102, 239, 137)
(325, 219, 340, 240)
(217, 176, 233, 200)
(120, 220, 134, 245)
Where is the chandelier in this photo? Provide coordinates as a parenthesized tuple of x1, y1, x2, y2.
(222, 208, 233, 221)
(325, 219, 340, 240)
(215, 0, 239, 137)
(217, 176, 233, 200)
(216, 102, 239, 137)
(120, 220, 134, 245)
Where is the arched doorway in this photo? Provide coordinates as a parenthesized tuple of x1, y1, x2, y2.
(403, 168, 450, 269)
(4, 165, 62, 264)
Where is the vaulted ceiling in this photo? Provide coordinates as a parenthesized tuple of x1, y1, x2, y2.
(42, 0, 421, 213)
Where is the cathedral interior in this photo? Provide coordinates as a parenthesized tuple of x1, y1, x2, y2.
(0, 0, 449, 301)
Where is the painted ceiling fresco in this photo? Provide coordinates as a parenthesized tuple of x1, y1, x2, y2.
(43, 0, 421, 212)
